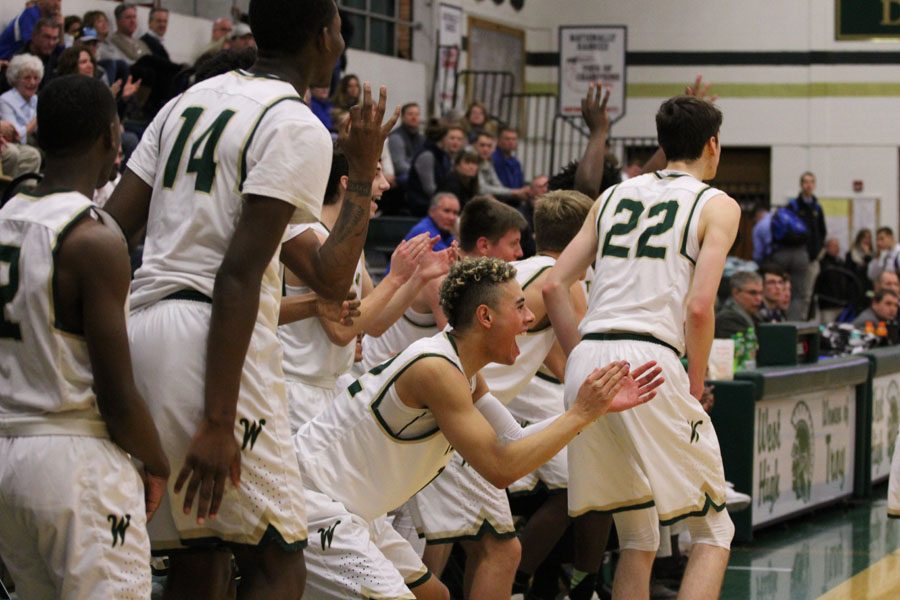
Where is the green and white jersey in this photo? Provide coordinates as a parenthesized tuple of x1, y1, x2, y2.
(280, 222, 364, 389)
(581, 171, 722, 355)
(0, 192, 103, 420)
(361, 306, 439, 371)
(128, 70, 332, 334)
(296, 331, 473, 522)
(480, 254, 557, 404)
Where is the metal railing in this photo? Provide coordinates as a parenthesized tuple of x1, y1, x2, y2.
(498, 93, 557, 178)
(452, 70, 515, 118)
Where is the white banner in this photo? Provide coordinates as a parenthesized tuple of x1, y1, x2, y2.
(752, 387, 856, 526)
(558, 26, 626, 120)
(434, 3, 463, 116)
(871, 373, 900, 482)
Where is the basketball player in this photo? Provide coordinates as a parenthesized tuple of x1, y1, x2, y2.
(104, 0, 398, 595)
(279, 151, 454, 428)
(544, 95, 739, 600)
(0, 76, 169, 598)
(296, 256, 663, 599)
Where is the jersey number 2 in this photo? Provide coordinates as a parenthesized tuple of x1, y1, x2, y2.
(0, 244, 21, 340)
(163, 107, 236, 193)
(601, 199, 678, 259)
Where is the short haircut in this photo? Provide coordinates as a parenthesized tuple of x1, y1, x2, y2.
(114, 3, 135, 20)
(876, 271, 898, 286)
(34, 17, 61, 33)
(324, 148, 349, 205)
(533, 190, 593, 253)
(498, 126, 517, 137)
(475, 131, 496, 142)
(194, 47, 258, 83)
(655, 96, 723, 162)
(82, 10, 107, 29)
(400, 102, 419, 115)
(455, 150, 479, 166)
(874, 290, 898, 303)
(430, 192, 458, 210)
(458, 197, 527, 252)
(877, 226, 894, 237)
(37, 75, 117, 158)
(758, 264, 786, 282)
(250, 0, 337, 56)
(799, 171, 815, 184)
(149, 7, 169, 21)
(729, 270, 762, 292)
(445, 124, 466, 137)
(6, 53, 44, 86)
(439, 257, 516, 330)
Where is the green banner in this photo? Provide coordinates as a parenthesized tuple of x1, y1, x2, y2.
(837, 0, 900, 39)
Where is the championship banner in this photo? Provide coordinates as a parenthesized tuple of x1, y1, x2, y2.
(558, 25, 626, 121)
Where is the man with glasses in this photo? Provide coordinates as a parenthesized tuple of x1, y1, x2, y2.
(758, 266, 787, 323)
(715, 270, 762, 338)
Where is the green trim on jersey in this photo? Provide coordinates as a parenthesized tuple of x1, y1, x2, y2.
(678, 186, 712, 265)
(594, 184, 621, 238)
(50, 207, 94, 336)
(422, 517, 518, 545)
(406, 569, 433, 589)
(369, 353, 462, 442)
(520, 264, 552, 290)
(658, 493, 727, 527)
(237, 96, 306, 190)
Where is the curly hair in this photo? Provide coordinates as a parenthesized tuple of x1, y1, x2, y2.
(439, 257, 517, 330)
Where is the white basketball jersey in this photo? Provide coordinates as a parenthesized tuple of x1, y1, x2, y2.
(127, 70, 332, 334)
(480, 254, 557, 404)
(0, 192, 103, 418)
(280, 222, 364, 388)
(581, 171, 721, 355)
(361, 306, 438, 371)
(296, 331, 474, 521)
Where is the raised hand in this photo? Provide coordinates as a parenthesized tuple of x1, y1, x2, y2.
(608, 361, 664, 413)
(343, 83, 401, 180)
(122, 76, 141, 100)
(318, 290, 362, 326)
(390, 233, 432, 281)
(685, 74, 718, 103)
(572, 361, 629, 420)
(581, 82, 611, 136)
(173, 421, 241, 525)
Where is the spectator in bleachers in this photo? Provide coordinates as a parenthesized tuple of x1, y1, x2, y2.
(847, 228, 873, 288)
(0, 0, 60, 60)
(403, 191, 460, 252)
(493, 126, 525, 189)
(752, 204, 773, 264)
(332, 74, 360, 111)
(140, 7, 171, 62)
(388, 102, 424, 186)
(853, 290, 899, 329)
(780, 279, 792, 314)
(619, 158, 642, 181)
(868, 226, 900, 283)
(474, 131, 530, 204)
(194, 17, 233, 62)
(758, 265, 787, 323)
(406, 121, 465, 215)
(71, 28, 109, 84)
(0, 117, 40, 178)
(309, 86, 334, 132)
(229, 23, 256, 51)
(815, 238, 855, 322)
(83, 11, 127, 87)
(873, 271, 900, 296)
(440, 150, 480, 208)
(464, 101, 490, 143)
(15, 18, 62, 90)
(1, 54, 42, 144)
(715, 271, 763, 339)
(63, 15, 82, 48)
(101, 4, 151, 65)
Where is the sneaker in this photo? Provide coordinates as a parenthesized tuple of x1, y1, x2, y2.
(725, 481, 751, 512)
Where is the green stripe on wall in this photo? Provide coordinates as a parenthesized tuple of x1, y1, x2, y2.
(524, 82, 900, 97)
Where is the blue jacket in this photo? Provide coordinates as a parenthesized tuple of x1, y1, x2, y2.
(492, 148, 524, 188)
(0, 7, 40, 60)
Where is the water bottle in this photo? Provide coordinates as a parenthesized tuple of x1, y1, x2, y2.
(745, 326, 757, 370)
(733, 332, 746, 371)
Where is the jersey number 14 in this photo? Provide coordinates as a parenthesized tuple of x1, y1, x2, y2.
(163, 107, 236, 193)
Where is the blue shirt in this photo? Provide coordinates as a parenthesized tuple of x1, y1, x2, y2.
(0, 6, 40, 60)
(752, 212, 773, 264)
(0, 88, 38, 141)
(309, 96, 333, 132)
(384, 216, 455, 275)
(492, 148, 524, 188)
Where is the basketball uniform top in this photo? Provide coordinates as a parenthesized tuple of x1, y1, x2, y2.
(480, 254, 557, 404)
(581, 171, 722, 355)
(280, 222, 364, 388)
(127, 69, 332, 334)
(361, 306, 439, 371)
(0, 192, 106, 420)
(296, 331, 475, 521)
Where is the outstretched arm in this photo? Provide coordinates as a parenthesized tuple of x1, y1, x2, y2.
(574, 83, 611, 198)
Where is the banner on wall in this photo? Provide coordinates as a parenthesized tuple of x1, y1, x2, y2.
(558, 25, 626, 121)
(836, 0, 900, 40)
(434, 3, 463, 116)
(871, 373, 900, 483)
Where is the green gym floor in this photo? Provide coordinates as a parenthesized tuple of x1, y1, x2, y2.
(720, 484, 900, 599)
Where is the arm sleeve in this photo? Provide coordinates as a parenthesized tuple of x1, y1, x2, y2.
(243, 104, 332, 224)
(474, 392, 558, 444)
